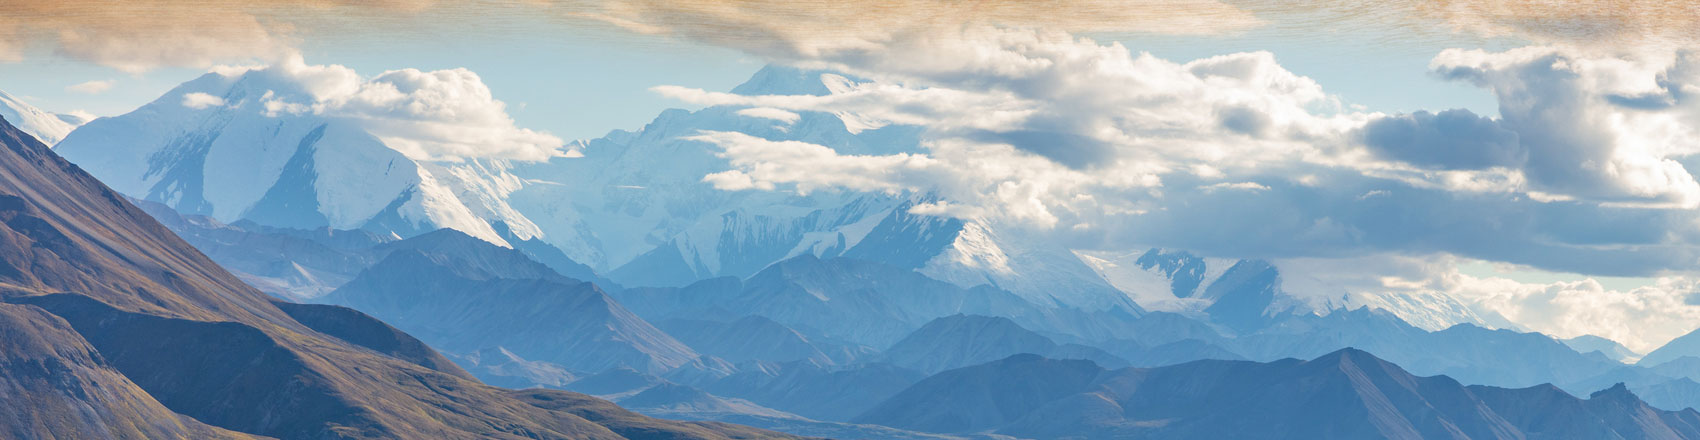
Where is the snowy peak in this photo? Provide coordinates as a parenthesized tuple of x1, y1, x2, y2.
(52, 69, 535, 248)
(1135, 248, 1210, 297)
(1082, 248, 1498, 333)
(0, 90, 86, 146)
(730, 65, 838, 97)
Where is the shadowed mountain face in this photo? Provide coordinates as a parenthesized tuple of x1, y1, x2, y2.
(617, 255, 1143, 349)
(0, 115, 801, 439)
(271, 299, 477, 380)
(881, 314, 1128, 374)
(856, 348, 1700, 439)
(0, 303, 253, 439)
(657, 315, 868, 366)
(321, 236, 700, 375)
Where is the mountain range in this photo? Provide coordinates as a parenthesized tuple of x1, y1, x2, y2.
(43, 65, 1537, 337)
(16, 61, 1700, 439)
(858, 350, 1700, 439)
(0, 112, 799, 438)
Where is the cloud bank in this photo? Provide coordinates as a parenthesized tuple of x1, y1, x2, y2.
(665, 25, 1700, 282)
(9, 0, 1694, 72)
(220, 56, 565, 162)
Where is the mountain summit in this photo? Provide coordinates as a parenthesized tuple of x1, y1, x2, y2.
(0, 90, 87, 145)
(52, 67, 541, 247)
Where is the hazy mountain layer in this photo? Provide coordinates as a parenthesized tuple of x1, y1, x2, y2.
(0, 113, 799, 439)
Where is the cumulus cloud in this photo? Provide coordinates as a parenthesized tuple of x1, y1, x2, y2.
(1360, 109, 1524, 170)
(662, 27, 1364, 234)
(1449, 275, 1700, 353)
(1432, 47, 1700, 207)
(662, 28, 1362, 172)
(214, 55, 565, 162)
(657, 28, 1700, 281)
(687, 129, 1156, 228)
(1278, 253, 1700, 352)
(65, 79, 115, 94)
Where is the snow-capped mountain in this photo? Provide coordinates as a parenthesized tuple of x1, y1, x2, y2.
(1078, 248, 1508, 332)
(53, 68, 539, 247)
(0, 90, 89, 146)
(507, 65, 1137, 312)
(52, 63, 1136, 313)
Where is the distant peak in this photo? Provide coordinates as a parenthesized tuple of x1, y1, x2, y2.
(998, 353, 1051, 364)
(1312, 347, 1386, 366)
(1589, 382, 1638, 401)
(729, 64, 838, 97)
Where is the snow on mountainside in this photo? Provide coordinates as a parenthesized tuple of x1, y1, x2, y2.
(506, 66, 923, 273)
(53, 64, 540, 247)
(1079, 248, 1505, 332)
(507, 65, 1138, 312)
(45, 62, 1137, 313)
(0, 90, 88, 146)
(67, 61, 1535, 318)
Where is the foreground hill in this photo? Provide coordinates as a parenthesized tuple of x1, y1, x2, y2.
(0, 114, 799, 439)
(0, 303, 255, 439)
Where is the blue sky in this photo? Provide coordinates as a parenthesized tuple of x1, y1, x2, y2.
(0, 8, 1510, 142)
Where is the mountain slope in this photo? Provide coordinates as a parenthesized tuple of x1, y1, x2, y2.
(52, 67, 537, 247)
(1644, 328, 1700, 367)
(854, 354, 1108, 433)
(881, 314, 1127, 374)
(617, 255, 1139, 348)
(698, 361, 926, 422)
(0, 112, 798, 439)
(0, 302, 253, 439)
(321, 238, 699, 374)
(658, 316, 854, 366)
(1566, 334, 1641, 363)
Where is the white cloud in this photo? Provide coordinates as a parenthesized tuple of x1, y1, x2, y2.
(216, 55, 566, 162)
(1428, 47, 1700, 208)
(734, 107, 800, 124)
(689, 130, 941, 195)
(1276, 253, 1700, 353)
(664, 27, 1367, 173)
(1201, 181, 1270, 192)
(660, 30, 1700, 281)
(65, 79, 114, 94)
(1447, 275, 1700, 353)
(180, 92, 226, 109)
(662, 27, 1364, 233)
